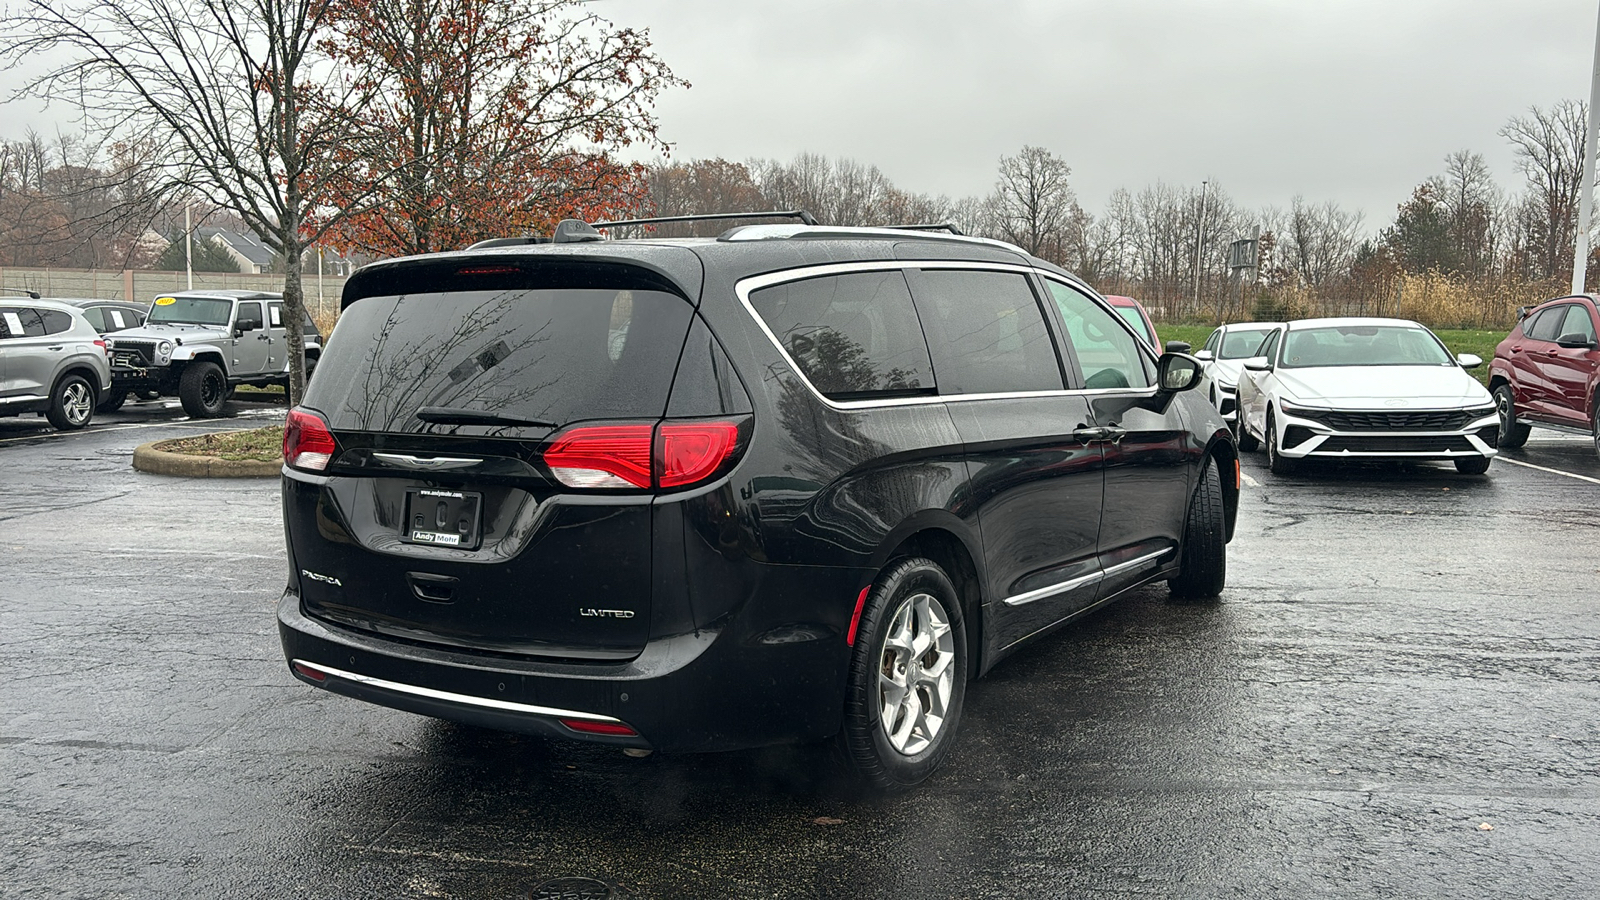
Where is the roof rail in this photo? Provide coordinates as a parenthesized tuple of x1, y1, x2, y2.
(2, 288, 42, 299)
(594, 210, 821, 229)
(465, 236, 552, 250)
(877, 222, 965, 236)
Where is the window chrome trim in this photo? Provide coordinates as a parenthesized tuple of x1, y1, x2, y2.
(735, 261, 1160, 412)
(291, 659, 625, 723)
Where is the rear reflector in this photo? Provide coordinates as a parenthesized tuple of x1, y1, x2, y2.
(284, 408, 337, 471)
(656, 421, 741, 488)
(292, 661, 327, 682)
(846, 585, 872, 646)
(559, 719, 638, 736)
(544, 424, 654, 488)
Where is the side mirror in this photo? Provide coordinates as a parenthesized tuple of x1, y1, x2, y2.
(1242, 356, 1271, 372)
(1193, 348, 1215, 362)
(1157, 352, 1203, 392)
(1456, 352, 1483, 368)
(1164, 340, 1192, 354)
(234, 313, 262, 334)
(1555, 333, 1596, 350)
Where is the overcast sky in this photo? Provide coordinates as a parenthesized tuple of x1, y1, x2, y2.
(4, 0, 1597, 232)
(591, 0, 1600, 231)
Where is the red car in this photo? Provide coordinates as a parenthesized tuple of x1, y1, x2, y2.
(1490, 294, 1600, 455)
(1104, 295, 1159, 349)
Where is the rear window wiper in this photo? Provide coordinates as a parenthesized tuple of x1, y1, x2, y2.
(415, 406, 558, 428)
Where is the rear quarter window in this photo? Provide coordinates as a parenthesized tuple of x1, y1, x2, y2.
(304, 288, 693, 432)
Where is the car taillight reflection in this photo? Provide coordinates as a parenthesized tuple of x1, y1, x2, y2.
(544, 419, 745, 490)
(284, 407, 337, 471)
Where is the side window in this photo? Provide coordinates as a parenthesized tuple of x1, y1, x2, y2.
(913, 270, 1063, 394)
(1559, 305, 1597, 342)
(81, 307, 107, 331)
(236, 301, 263, 329)
(11, 308, 48, 337)
(268, 303, 284, 327)
(38, 309, 73, 335)
(1044, 280, 1151, 390)
(748, 270, 935, 400)
(0, 310, 20, 338)
(1527, 306, 1567, 342)
(1203, 329, 1221, 353)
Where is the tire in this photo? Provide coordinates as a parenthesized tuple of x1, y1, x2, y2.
(1169, 457, 1227, 600)
(1592, 396, 1600, 460)
(838, 557, 968, 792)
(1454, 456, 1492, 475)
(178, 361, 228, 418)
(46, 374, 95, 430)
(1236, 414, 1261, 452)
(1266, 408, 1297, 475)
(1494, 384, 1530, 450)
(96, 389, 127, 414)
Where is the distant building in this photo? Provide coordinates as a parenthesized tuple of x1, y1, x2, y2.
(195, 227, 274, 274)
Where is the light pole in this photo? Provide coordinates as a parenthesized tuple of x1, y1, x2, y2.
(1193, 180, 1208, 311)
(1575, 0, 1600, 295)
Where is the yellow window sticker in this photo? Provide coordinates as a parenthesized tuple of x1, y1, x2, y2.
(155, 296, 177, 306)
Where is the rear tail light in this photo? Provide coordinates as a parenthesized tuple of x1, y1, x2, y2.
(544, 424, 654, 488)
(94, 339, 107, 355)
(544, 418, 746, 491)
(559, 719, 638, 737)
(284, 407, 337, 471)
(656, 421, 741, 488)
(291, 661, 327, 682)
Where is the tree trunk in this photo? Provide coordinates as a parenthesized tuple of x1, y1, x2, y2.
(281, 235, 308, 407)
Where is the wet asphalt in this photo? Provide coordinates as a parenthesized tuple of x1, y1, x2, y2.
(1, 400, 1597, 899)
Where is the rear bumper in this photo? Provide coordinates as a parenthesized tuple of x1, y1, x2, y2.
(278, 567, 864, 752)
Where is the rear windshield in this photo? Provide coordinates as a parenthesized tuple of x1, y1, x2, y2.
(304, 288, 693, 432)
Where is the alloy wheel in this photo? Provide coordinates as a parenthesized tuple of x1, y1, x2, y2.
(63, 381, 93, 426)
(202, 372, 224, 409)
(877, 591, 956, 756)
(1497, 391, 1514, 443)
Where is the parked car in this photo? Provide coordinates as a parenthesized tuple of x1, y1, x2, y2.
(1236, 317, 1497, 475)
(105, 290, 321, 417)
(0, 297, 112, 430)
(277, 215, 1240, 790)
(1103, 295, 1159, 348)
(1489, 294, 1600, 457)
(50, 298, 150, 334)
(1195, 321, 1285, 427)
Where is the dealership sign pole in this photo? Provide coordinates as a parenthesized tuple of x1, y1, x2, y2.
(1574, 0, 1600, 295)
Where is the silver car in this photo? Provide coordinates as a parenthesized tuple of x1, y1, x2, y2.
(0, 297, 113, 431)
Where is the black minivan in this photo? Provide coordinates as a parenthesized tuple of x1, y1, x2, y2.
(278, 218, 1238, 789)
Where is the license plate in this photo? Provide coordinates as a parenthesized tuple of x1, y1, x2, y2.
(402, 488, 483, 549)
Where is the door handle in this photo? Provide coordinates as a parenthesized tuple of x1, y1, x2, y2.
(1101, 427, 1127, 443)
(1073, 426, 1109, 442)
(47, 345, 63, 351)
(256, 334, 271, 341)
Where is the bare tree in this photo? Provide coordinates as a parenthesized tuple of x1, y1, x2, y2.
(989, 145, 1080, 260)
(1283, 196, 1364, 288)
(2, 0, 390, 403)
(1433, 149, 1501, 277)
(1501, 100, 1587, 280)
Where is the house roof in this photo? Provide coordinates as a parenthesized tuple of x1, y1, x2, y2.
(196, 227, 276, 267)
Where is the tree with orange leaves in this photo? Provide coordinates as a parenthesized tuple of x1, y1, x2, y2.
(313, 0, 684, 257)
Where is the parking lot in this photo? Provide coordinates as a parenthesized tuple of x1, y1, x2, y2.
(2, 405, 1597, 898)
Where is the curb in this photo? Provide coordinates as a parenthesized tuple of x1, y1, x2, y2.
(132, 441, 283, 478)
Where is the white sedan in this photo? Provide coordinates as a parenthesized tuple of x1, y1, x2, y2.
(1235, 317, 1498, 475)
(1194, 321, 1284, 427)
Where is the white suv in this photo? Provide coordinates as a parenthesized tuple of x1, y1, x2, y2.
(0, 297, 113, 431)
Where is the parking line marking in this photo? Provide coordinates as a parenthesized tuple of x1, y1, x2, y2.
(0, 410, 281, 445)
(1498, 457, 1600, 486)
(1241, 472, 1260, 487)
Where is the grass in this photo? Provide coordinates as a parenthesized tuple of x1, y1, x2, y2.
(1155, 324, 1505, 385)
(155, 425, 284, 461)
